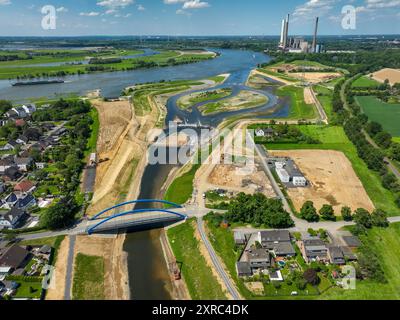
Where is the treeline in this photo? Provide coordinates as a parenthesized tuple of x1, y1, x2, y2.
(88, 57, 122, 64)
(0, 54, 31, 61)
(33, 99, 91, 122)
(266, 49, 400, 76)
(223, 193, 294, 228)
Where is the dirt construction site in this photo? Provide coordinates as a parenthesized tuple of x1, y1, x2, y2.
(371, 68, 400, 86)
(270, 150, 375, 214)
(86, 98, 151, 217)
(206, 162, 276, 198)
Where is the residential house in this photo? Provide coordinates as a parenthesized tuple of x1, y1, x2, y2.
(328, 246, 346, 265)
(12, 107, 28, 118)
(236, 262, 252, 277)
(22, 104, 36, 115)
(0, 244, 30, 270)
(3, 193, 19, 209)
(14, 119, 26, 127)
(15, 194, 36, 210)
(16, 135, 28, 145)
(0, 266, 12, 280)
(14, 180, 36, 194)
(234, 231, 247, 245)
(35, 162, 46, 170)
(340, 246, 358, 262)
(299, 238, 329, 263)
(24, 128, 42, 142)
(342, 236, 362, 249)
(3, 167, 22, 182)
(0, 208, 27, 229)
(14, 157, 33, 172)
(0, 159, 14, 174)
(5, 109, 18, 119)
(1, 140, 18, 151)
(258, 230, 296, 257)
(0, 280, 19, 296)
(246, 248, 274, 270)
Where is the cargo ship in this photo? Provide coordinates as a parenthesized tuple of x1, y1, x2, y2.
(12, 80, 65, 87)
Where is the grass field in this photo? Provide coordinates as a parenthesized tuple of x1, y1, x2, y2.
(167, 219, 227, 300)
(277, 85, 317, 120)
(72, 253, 105, 300)
(86, 107, 100, 155)
(13, 280, 43, 299)
(177, 88, 232, 110)
(313, 85, 333, 119)
(0, 50, 214, 80)
(257, 68, 298, 83)
(393, 137, 400, 143)
(321, 223, 400, 300)
(352, 76, 381, 88)
(132, 80, 203, 116)
(356, 96, 400, 136)
(263, 125, 400, 215)
(164, 164, 200, 205)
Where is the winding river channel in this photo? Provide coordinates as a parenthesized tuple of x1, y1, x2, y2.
(1, 48, 287, 300)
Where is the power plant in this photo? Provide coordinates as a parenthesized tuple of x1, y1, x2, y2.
(278, 15, 324, 54)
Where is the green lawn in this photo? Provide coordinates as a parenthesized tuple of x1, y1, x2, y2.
(321, 223, 400, 300)
(177, 88, 232, 110)
(72, 253, 105, 300)
(393, 137, 400, 143)
(167, 219, 227, 300)
(277, 85, 317, 120)
(263, 125, 400, 215)
(356, 96, 400, 136)
(14, 281, 43, 299)
(352, 76, 381, 88)
(257, 68, 298, 83)
(164, 164, 200, 205)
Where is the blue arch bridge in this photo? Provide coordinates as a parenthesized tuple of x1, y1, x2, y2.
(82, 200, 190, 235)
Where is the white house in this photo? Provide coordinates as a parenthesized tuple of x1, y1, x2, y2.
(12, 107, 28, 118)
(255, 129, 265, 137)
(293, 176, 307, 187)
(276, 168, 290, 183)
(0, 208, 26, 229)
(22, 104, 36, 115)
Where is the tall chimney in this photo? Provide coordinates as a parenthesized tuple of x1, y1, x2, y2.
(312, 17, 319, 53)
(280, 19, 286, 47)
(285, 14, 290, 48)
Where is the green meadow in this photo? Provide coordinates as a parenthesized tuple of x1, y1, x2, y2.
(356, 96, 400, 136)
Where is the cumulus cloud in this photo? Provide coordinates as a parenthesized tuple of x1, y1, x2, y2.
(293, 0, 337, 18)
(56, 7, 68, 13)
(137, 4, 145, 11)
(80, 12, 100, 16)
(97, 0, 135, 8)
(0, 0, 11, 5)
(164, 0, 210, 15)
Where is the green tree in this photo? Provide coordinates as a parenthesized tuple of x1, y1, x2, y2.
(40, 196, 79, 230)
(300, 201, 319, 222)
(303, 269, 320, 285)
(341, 206, 353, 221)
(353, 208, 372, 229)
(371, 209, 389, 228)
(319, 204, 336, 221)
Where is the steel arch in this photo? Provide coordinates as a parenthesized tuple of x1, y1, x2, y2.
(90, 199, 183, 220)
(87, 208, 187, 235)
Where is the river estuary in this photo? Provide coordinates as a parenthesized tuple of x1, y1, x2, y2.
(1, 48, 285, 300)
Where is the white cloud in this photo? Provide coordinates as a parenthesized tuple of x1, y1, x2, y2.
(97, 0, 134, 9)
(182, 0, 209, 9)
(293, 0, 337, 19)
(56, 7, 68, 13)
(80, 12, 101, 16)
(137, 4, 145, 11)
(0, 0, 11, 5)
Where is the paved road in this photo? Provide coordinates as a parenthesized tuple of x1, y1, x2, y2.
(64, 235, 76, 301)
(196, 217, 241, 300)
(309, 86, 328, 124)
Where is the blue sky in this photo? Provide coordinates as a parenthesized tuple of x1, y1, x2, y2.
(0, 0, 399, 36)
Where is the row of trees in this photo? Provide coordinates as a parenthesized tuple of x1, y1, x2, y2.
(223, 193, 294, 228)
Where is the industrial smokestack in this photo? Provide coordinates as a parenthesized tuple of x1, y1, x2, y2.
(312, 17, 319, 53)
(284, 14, 290, 48)
(280, 19, 286, 46)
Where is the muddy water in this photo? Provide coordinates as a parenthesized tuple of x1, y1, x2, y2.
(123, 147, 178, 300)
